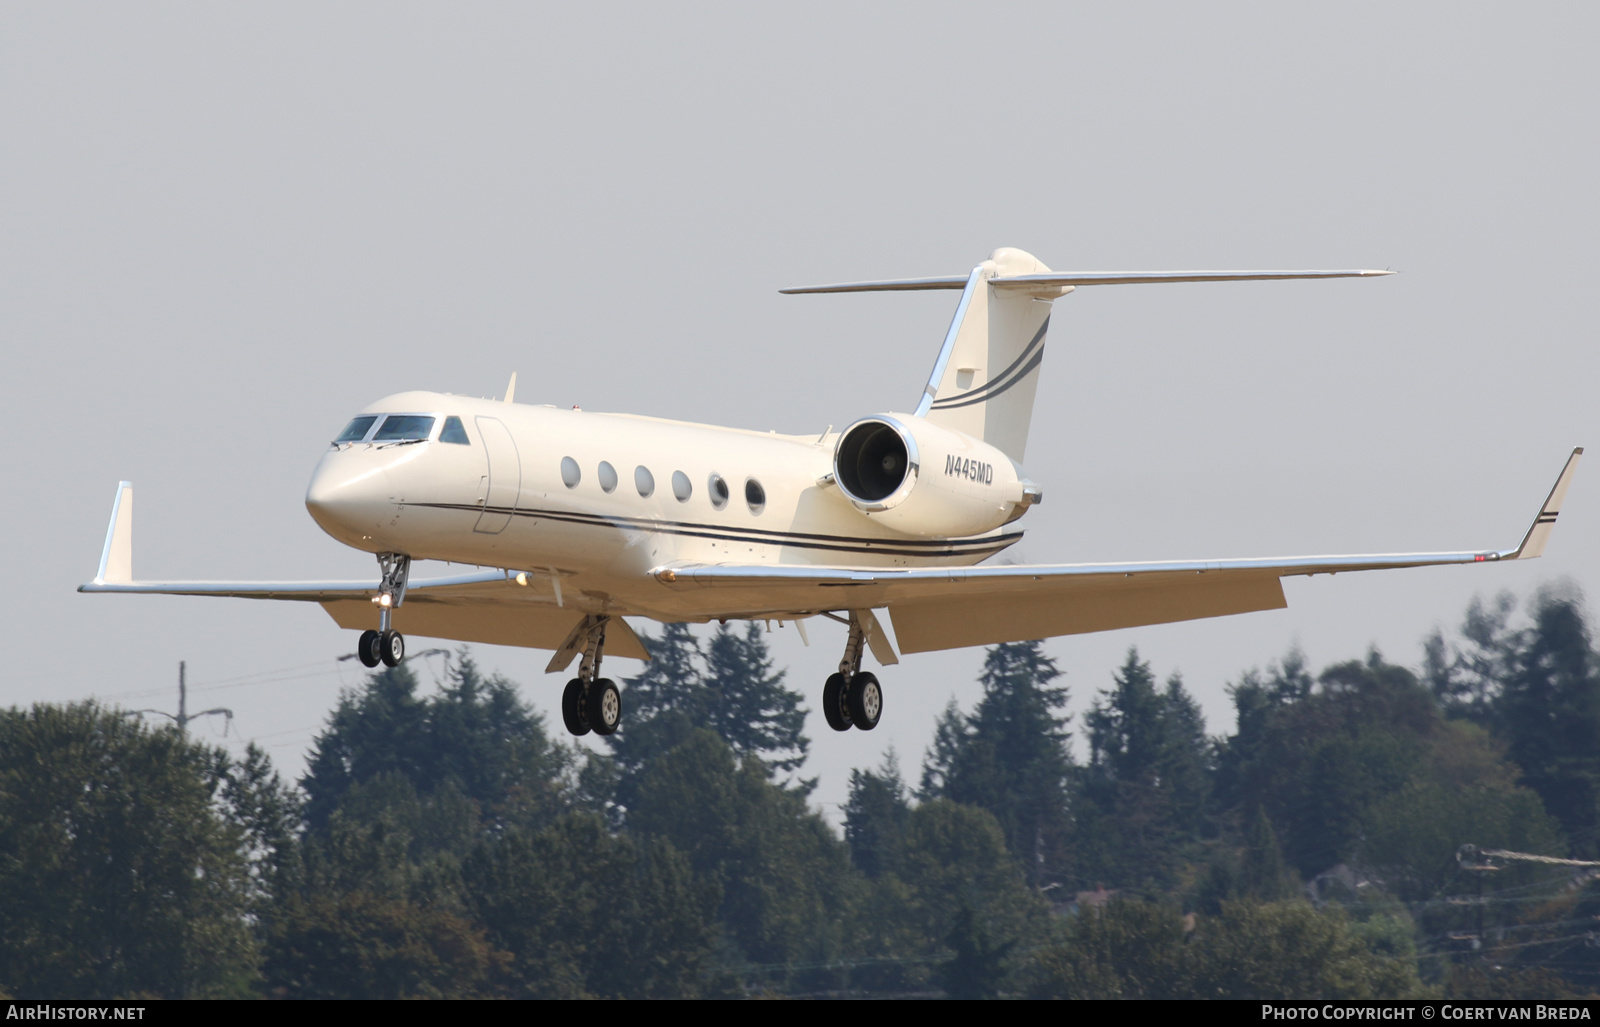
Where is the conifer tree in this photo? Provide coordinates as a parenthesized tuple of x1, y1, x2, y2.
(1081, 649, 1212, 890)
(1423, 591, 1519, 722)
(628, 729, 850, 982)
(1159, 673, 1213, 838)
(844, 749, 910, 878)
(1213, 650, 1311, 821)
(1082, 649, 1171, 887)
(615, 621, 809, 779)
(301, 654, 568, 835)
(918, 698, 968, 799)
(702, 621, 809, 775)
(620, 621, 702, 722)
(611, 622, 704, 775)
(1495, 586, 1600, 855)
(926, 641, 1074, 886)
(1240, 805, 1294, 901)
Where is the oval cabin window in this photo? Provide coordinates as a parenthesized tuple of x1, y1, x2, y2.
(561, 457, 581, 489)
(598, 461, 618, 493)
(635, 466, 655, 497)
(672, 471, 692, 502)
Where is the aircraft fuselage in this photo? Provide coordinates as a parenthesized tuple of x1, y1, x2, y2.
(304, 391, 1019, 622)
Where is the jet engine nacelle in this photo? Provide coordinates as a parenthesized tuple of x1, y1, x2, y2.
(832, 414, 1042, 537)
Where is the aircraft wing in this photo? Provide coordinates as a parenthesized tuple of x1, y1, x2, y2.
(652, 448, 1583, 655)
(76, 484, 648, 658)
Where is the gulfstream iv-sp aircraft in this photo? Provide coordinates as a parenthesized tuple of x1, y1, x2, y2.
(81, 248, 1583, 739)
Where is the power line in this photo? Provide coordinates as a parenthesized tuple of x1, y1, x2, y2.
(96, 658, 338, 701)
(184, 658, 336, 690)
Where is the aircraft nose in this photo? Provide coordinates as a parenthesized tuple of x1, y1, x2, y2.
(305, 455, 392, 544)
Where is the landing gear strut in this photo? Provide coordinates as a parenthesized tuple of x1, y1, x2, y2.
(824, 611, 882, 732)
(356, 553, 411, 669)
(560, 615, 623, 737)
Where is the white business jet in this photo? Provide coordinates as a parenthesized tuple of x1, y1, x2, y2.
(81, 248, 1582, 740)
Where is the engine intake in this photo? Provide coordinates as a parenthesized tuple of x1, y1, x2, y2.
(836, 419, 915, 506)
(832, 415, 1039, 537)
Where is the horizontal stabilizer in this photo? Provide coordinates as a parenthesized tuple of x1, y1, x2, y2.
(780, 276, 969, 294)
(781, 269, 1393, 294)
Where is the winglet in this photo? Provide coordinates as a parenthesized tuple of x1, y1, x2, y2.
(504, 372, 517, 404)
(1501, 448, 1583, 560)
(92, 481, 135, 585)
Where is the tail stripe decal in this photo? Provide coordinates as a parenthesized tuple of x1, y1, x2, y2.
(928, 317, 1051, 412)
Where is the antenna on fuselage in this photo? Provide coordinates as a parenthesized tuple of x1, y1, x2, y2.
(503, 372, 517, 404)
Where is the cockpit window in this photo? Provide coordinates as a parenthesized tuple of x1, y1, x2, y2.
(439, 416, 470, 445)
(373, 415, 436, 441)
(335, 416, 378, 443)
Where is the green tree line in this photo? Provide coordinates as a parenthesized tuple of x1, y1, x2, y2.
(2, 588, 1599, 998)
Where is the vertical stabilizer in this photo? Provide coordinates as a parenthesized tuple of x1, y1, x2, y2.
(918, 248, 1069, 462)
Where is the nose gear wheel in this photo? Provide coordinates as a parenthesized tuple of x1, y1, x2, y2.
(353, 554, 413, 668)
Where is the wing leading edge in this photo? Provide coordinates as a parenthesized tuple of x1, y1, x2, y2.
(653, 448, 1583, 654)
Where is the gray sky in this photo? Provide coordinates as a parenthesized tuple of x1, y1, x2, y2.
(4, 3, 1596, 819)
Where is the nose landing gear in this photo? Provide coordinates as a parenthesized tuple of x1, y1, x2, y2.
(355, 553, 411, 669)
(824, 611, 883, 732)
(558, 615, 623, 737)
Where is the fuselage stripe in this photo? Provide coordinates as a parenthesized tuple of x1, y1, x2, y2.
(404, 502, 1023, 559)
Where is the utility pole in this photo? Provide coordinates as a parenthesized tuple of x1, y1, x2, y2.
(1449, 845, 1502, 953)
(127, 661, 233, 737)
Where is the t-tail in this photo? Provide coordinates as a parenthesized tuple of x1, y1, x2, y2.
(782, 249, 1393, 463)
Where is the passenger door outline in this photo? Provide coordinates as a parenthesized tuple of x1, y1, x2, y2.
(473, 416, 521, 534)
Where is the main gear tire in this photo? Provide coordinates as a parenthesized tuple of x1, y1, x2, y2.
(562, 678, 590, 736)
(357, 629, 382, 668)
(847, 672, 882, 731)
(823, 673, 852, 732)
(586, 678, 622, 736)
(379, 629, 405, 668)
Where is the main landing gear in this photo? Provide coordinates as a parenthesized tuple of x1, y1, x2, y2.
(560, 615, 623, 737)
(356, 553, 411, 669)
(823, 611, 883, 732)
